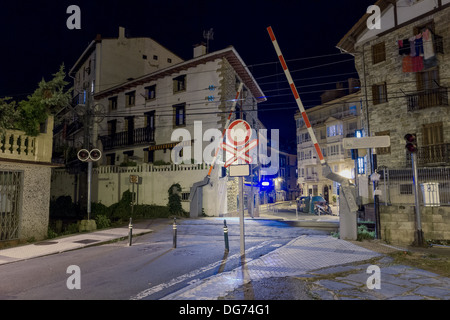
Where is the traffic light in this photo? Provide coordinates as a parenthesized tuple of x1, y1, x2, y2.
(77, 149, 90, 161)
(404, 133, 418, 153)
(89, 149, 102, 161)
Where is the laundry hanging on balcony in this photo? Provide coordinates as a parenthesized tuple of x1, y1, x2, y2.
(398, 28, 437, 72)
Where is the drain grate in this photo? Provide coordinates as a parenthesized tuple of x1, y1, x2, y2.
(73, 239, 100, 244)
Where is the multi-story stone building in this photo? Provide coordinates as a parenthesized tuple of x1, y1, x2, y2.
(337, 0, 450, 244)
(295, 89, 362, 203)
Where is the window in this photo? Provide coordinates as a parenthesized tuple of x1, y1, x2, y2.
(106, 154, 115, 165)
(422, 122, 443, 146)
(153, 55, 158, 60)
(173, 75, 186, 93)
(107, 120, 117, 136)
(181, 192, 190, 201)
(108, 96, 118, 111)
(357, 157, 365, 174)
(417, 68, 439, 91)
(173, 103, 186, 126)
(372, 83, 388, 105)
(145, 149, 154, 163)
(400, 184, 413, 195)
(125, 91, 135, 107)
(145, 85, 156, 100)
(327, 124, 343, 137)
(167, 58, 172, 63)
(372, 42, 386, 64)
(375, 131, 390, 155)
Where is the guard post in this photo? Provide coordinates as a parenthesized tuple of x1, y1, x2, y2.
(173, 217, 177, 248)
(128, 217, 133, 246)
(223, 219, 229, 252)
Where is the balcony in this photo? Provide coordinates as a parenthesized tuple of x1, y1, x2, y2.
(417, 143, 450, 166)
(0, 116, 54, 164)
(300, 157, 318, 166)
(406, 88, 448, 111)
(100, 127, 155, 151)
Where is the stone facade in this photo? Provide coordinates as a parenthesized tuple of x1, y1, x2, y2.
(0, 160, 52, 241)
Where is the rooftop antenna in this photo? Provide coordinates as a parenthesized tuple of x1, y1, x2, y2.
(203, 28, 214, 53)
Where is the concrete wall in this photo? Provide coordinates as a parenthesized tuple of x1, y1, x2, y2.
(52, 164, 235, 216)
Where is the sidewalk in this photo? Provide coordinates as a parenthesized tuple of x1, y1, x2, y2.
(161, 235, 450, 300)
(0, 223, 153, 265)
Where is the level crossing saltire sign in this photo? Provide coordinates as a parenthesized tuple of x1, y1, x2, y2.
(220, 119, 258, 168)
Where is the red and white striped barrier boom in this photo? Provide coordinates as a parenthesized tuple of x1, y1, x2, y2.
(267, 26, 326, 166)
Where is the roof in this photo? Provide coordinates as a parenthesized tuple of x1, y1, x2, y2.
(69, 40, 97, 77)
(93, 46, 267, 103)
(336, 0, 392, 53)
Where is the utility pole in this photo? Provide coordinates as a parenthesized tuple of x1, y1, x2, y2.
(404, 133, 424, 246)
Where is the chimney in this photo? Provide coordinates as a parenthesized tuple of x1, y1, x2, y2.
(193, 43, 207, 58)
(118, 26, 126, 39)
(348, 78, 361, 94)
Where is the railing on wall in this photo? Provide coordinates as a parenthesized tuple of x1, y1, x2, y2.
(93, 163, 208, 174)
(377, 166, 450, 206)
(0, 116, 54, 163)
(406, 87, 448, 111)
(99, 127, 155, 151)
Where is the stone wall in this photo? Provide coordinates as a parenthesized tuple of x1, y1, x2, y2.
(0, 161, 52, 241)
(380, 204, 450, 244)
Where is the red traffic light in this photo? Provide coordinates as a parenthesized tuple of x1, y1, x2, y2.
(404, 134, 417, 153)
(77, 149, 90, 161)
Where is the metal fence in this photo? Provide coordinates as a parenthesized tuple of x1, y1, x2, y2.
(0, 171, 22, 241)
(376, 167, 450, 206)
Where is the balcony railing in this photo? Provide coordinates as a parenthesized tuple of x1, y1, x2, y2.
(406, 87, 448, 111)
(100, 127, 155, 150)
(417, 143, 450, 166)
(0, 116, 54, 163)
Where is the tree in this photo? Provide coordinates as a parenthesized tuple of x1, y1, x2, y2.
(0, 98, 18, 134)
(167, 183, 183, 216)
(2, 64, 72, 136)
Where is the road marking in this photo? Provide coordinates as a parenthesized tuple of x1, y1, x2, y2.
(130, 240, 274, 300)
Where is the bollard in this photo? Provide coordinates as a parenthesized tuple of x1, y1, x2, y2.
(223, 219, 229, 252)
(173, 217, 177, 248)
(128, 217, 133, 246)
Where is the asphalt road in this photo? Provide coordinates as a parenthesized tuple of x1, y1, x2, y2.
(0, 217, 328, 300)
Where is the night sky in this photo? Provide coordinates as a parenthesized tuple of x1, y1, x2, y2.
(0, 0, 375, 151)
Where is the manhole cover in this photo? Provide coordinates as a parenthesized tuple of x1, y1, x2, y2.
(34, 241, 58, 246)
(73, 239, 100, 244)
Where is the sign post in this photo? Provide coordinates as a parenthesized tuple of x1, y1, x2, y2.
(222, 119, 257, 257)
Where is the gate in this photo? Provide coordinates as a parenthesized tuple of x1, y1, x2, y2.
(0, 171, 22, 241)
